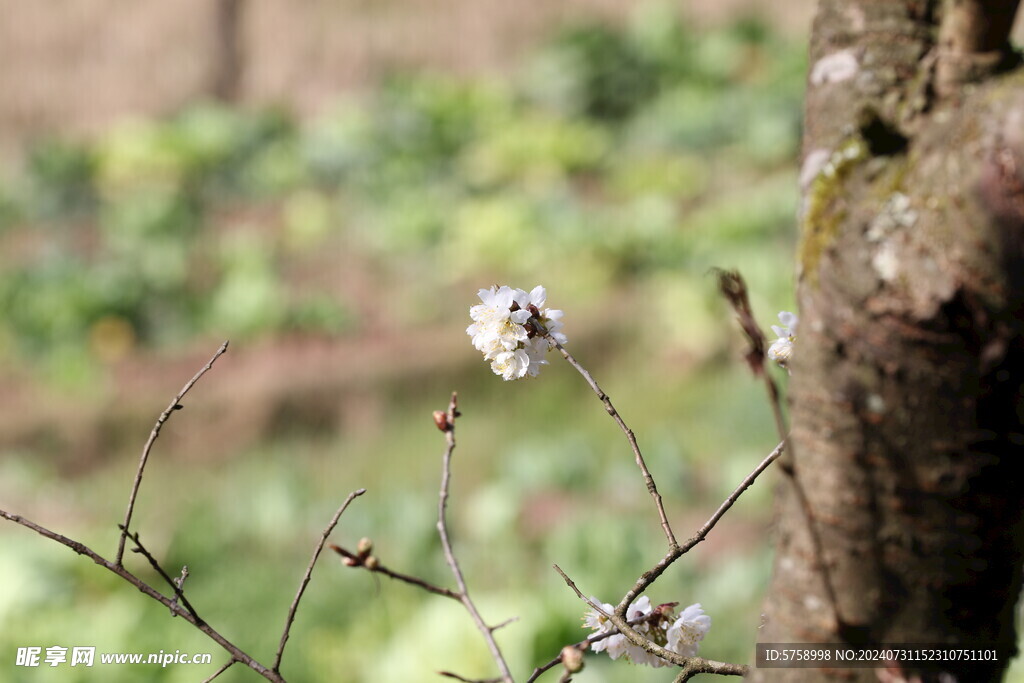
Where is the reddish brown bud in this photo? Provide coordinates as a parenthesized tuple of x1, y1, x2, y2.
(433, 410, 450, 432)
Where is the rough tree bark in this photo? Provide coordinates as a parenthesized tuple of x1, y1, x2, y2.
(755, 1, 1024, 681)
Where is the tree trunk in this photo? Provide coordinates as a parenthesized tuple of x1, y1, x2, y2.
(211, 0, 245, 102)
(754, 1, 1024, 681)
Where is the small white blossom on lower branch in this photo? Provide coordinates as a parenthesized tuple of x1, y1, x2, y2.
(582, 597, 711, 667)
(468, 285, 566, 380)
(767, 311, 798, 372)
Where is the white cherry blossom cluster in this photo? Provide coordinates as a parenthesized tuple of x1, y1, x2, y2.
(467, 285, 567, 380)
(583, 596, 711, 667)
(767, 311, 798, 372)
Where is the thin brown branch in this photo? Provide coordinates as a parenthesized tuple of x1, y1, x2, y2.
(123, 528, 202, 623)
(437, 392, 515, 683)
(330, 543, 462, 599)
(438, 672, 504, 683)
(169, 564, 190, 616)
(116, 341, 230, 566)
(615, 440, 784, 614)
(715, 270, 844, 628)
(546, 336, 677, 549)
(671, 657, 752, 681)
(0, 508, 282, 682)
(202, 658, 236, 682)
(714, 269, 767, 375)
(273, 488, 366, 674)
(329, 543, 462, 599)
(490, 616, 520, 632)
(712, 270, 790, 442)
(552, 564, 747, 677)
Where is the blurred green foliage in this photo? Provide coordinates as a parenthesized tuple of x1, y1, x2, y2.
(0, 6, 801, 384)
(0, 6, 815, 682)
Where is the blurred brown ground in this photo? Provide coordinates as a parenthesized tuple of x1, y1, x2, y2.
(0, 0, 816, 163)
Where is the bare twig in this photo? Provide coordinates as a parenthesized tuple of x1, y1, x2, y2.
(545, 336, 677, 549)
(553, 564, 747, 678)
(0, 509, 283, 682)
(202, 658, 236, 682)
(273, 488, 366, 674)
(438, 671, 505, 683)
(438, 672, 504, 683)
(123, 528, 202, 623)
(329, 543, 462, 599)
(712, 270, 790, 442)
(437, 392, 515, 683)
(615, 439, 785, 613)
(715, 270, 845, 632)
(490, 616, 520, 632)
(169, 564, 190, 616)
(116, 341, 230, 565)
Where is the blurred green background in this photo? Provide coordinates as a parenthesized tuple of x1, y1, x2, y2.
(3, 2, 1016, 682)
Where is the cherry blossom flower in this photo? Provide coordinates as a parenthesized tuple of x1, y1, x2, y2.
(582, 596, 711, 667)
(767, 311, 798, 371)
(666, 603, 712, 658)
(468, 285, 566, 380)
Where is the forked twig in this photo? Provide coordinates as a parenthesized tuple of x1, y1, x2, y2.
(1, 340, 294, 681)
(615, 440, 784, 613)
(437, 392, 514, 683)
(116, 341, 230, 565)
(274, 488, 367, 674)
(0, 509, 283, 681)
(123, 528, 202, 623)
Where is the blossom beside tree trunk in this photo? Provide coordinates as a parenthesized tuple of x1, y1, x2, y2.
(754, 1, 1024, 681)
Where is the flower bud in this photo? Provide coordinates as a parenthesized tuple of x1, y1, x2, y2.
(357, 537, 373, 558)
(364, 555, 380, 570)
(342, 556, 359, 567)
(561, 645, 585, 673)
(433, 410, 450, 432)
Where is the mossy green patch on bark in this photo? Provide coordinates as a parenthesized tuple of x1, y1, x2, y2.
(798, 137, 869, 286)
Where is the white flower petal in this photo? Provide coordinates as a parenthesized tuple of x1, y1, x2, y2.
(604, 634, 629, 660)
(666, 603, 711, 658)
(470, 284, 566, 379)
(490, 349, 530, 381)
(768, 338, 793, 365)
